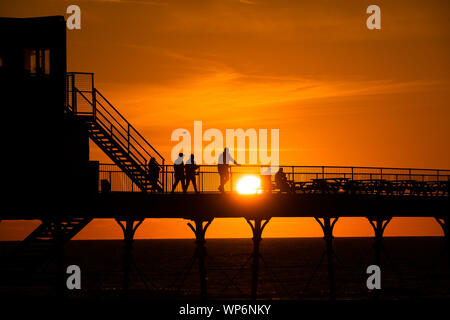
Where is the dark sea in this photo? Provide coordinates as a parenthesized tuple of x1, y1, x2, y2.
(1, 237, 449, 301)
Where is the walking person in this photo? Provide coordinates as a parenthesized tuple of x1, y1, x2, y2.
(185, 154, 200, 193)
(217, 147, 239, 193)
(171, 153, 186, 193)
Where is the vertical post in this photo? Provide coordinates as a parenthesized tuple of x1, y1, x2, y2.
(367, 217, 391, 298)
(351, 167, 354, 180)
(324, 219, 335, 300)
(91, 72, 94, 96)
(187, 219, 213, 300)
(230, 167, 233, 192)
(368, 218, 391, 266)
(162, 160, 165, 193)
(322, 166, 325, 179)
(71, 73, 76, 114)
(127, 125, 130, 153)
(315, 217, 339, 300)
(92, 89, 97, 120)
(116, 218, 144, 299)
(123, 221, 133, 298)
(245, 218, 271, 300)
(163, 165, 167, 193)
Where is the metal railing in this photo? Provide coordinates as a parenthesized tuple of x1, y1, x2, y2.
(64, 74, 449, 196)
(65, 72, 165, 190)
(99, 163, 450, 195)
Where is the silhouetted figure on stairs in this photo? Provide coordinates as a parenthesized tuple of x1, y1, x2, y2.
(185, 154, 200, 193)
(147, 157, 162, 192)
(172, 153, 186, 193)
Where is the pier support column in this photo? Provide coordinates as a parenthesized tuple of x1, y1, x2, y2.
(116, 218, 144, 299)
(187, 219, 213, 300)
(315, 217, 339, 300)
(367, 217, 392, 267)
(435, 217, 450, 266)
(245, 218, 271, 300)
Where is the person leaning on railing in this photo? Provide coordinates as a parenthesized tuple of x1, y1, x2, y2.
(217, 147, 240, 193)
(147, 157, 162, 192)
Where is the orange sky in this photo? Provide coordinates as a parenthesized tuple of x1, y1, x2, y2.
(0, 0, 449, 240)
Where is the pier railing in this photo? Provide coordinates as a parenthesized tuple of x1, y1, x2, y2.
(98, 164, 450, 195)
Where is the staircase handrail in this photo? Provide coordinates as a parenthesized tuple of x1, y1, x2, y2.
(94, 89, 164, 163)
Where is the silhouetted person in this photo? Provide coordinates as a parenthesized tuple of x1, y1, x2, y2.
(172, 153, 186, 193)
(185, 154, 200, 193)
(218, 147, 239, 192)
(275, 168, 291, 193)
(147, 157, 162, 192)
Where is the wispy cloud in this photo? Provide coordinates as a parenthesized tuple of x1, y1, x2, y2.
(83, 0, 167, 5)
(238, 0, 257, 5)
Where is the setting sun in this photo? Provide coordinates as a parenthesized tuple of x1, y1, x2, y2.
(236, 175, 262, 195)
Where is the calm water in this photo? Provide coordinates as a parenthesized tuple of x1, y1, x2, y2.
(1, 237, 449, 300)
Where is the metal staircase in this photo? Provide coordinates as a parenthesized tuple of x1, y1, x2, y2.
(65, 72, 165, 192)
(1, 218, 92, 282)
(0, 72, 166, 284)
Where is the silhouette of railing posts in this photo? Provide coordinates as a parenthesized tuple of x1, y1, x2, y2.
(98, 163, 449, 194)
(187, 219, 213, 300)
(245, 218, 271, 300)
(314, 217, 339, 300)
(115, 218, 144, 299)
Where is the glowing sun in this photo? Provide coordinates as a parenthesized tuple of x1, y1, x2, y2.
(236, 175, 262, 194)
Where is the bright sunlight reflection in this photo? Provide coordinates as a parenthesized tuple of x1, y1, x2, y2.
(236, 175, 262, 195)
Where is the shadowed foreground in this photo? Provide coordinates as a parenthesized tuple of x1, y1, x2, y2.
(1, 237, 449, 300)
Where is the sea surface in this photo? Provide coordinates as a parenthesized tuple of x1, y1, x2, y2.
(1, 237, 449, 300)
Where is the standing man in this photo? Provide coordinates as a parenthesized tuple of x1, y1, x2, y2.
(147, 157, 162, 192)
(185, 154, 200, 193)
(217, 147, 239, 193)
(171, 152, 186, 193)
